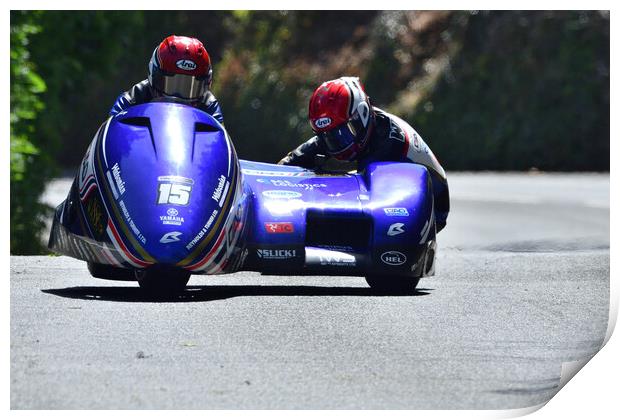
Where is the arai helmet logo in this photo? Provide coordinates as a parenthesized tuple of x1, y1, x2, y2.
(176, 59, 197, 71)
(381, 251, 407, 266)
(315, 117, 332, 129)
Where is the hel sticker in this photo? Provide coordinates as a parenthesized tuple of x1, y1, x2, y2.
(381, 251, 407, 266)
(384, 207, 409, 217)
(314, 117, 332, 129)
(160, 231, 182, 244)
(176, 59, 197, 71)
(264, 222, 294, 234)
(262, 190, 302, 199)
(387, 223, 405, 236)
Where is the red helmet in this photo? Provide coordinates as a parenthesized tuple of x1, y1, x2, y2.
(148, 35, 213, 101)
(308, 77, 374, 161)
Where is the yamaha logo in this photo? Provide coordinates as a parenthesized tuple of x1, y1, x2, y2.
(176, 59, 197, 71)
(381, 251, 407, 266)
(314, 117, 332, 129)
(167, 208, 179, 217)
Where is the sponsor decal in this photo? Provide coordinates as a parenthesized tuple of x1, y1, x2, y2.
(186, 209, 219, 251)
(158, 175, 194, 184)
(381, 251, 407, 266)
(160, 207, 185, 226)
(319, 254, 356, 267)
(305, 248, 357, 267)
(264, 222, 294, 234)
(269, 179, 327, 190)
(212, 175, 227, 202)
(387, 223, 405, 236)
(176, 59, 197, 71)
(157, 176, 194, 206)
(118, 199, 146, 244)
(111, 162, 126, 196)
(314, 117, 332, 129)
(160, 231, 182, 244)
(389, 124, 406, 142)
(384, 207, 410, 217)
(262, 190, 302, 199)
(264, 201, 294, 216)
(314, 245, 354, 252)
(257, 249, 297, 260)
(84, 194, 107, 239)
(241, 169, 314, 177)
(412, 133, 421, 150)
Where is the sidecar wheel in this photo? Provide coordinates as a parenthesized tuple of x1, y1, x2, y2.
(365, 275, 420, 293)
(135, 267, 191, 296)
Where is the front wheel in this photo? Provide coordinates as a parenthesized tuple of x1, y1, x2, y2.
(365, 275, 420, 293)
(135, 267, 191, 296)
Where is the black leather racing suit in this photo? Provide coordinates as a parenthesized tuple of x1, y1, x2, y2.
(109, 79, 224, 124)
(279, 108, 450, 231)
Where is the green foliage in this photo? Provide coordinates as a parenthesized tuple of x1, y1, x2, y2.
(216, 11, 379, 162)
(408, 11, 609, 171)
(10, 11, 50, 254)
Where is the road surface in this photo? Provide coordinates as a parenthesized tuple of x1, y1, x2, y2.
(11, 172, 609, 409)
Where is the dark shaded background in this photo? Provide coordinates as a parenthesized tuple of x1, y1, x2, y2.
(10, 10, 610, 253)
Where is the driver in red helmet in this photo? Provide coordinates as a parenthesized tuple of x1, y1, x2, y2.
(109, 35, 224, 124)
(279, 76, 450, 231)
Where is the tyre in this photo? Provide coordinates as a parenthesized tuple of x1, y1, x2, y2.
(135, 266, 191, 296)
(365, 275, 420, 293)
(87, 262, 134, 281)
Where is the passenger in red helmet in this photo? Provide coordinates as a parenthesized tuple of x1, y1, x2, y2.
(109, 35, 224, 124)
(279, 76, 450, 232)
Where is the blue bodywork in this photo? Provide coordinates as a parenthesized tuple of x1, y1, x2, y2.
(49, 102, 437, 280)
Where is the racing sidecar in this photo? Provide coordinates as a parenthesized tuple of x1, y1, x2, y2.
(48, 102, 437, 294)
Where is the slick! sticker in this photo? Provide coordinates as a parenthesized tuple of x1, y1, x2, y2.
(257, 249, 296, 260)
(264, 222, 294, 234)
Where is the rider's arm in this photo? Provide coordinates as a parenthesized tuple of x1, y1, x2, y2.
(200, 91, 225, 125)
(278, 136, 328, 169)
(380, 110, 450, 232)
(109, 80, 153, 117)
(403, 137, 450, 232)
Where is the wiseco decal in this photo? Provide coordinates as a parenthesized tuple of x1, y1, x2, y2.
(264, 222, 294, 234)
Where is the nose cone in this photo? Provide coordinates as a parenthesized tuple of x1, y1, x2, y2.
(99, 102, 239, 266)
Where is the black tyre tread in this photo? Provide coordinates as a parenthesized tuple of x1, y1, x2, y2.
(365, 275, 420, 292)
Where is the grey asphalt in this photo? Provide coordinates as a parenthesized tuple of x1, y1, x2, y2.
(11, 173, 609, 409)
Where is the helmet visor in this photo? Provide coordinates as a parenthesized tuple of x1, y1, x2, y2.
(152, 72, 209, 100)
(318, 119, 365, 154)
